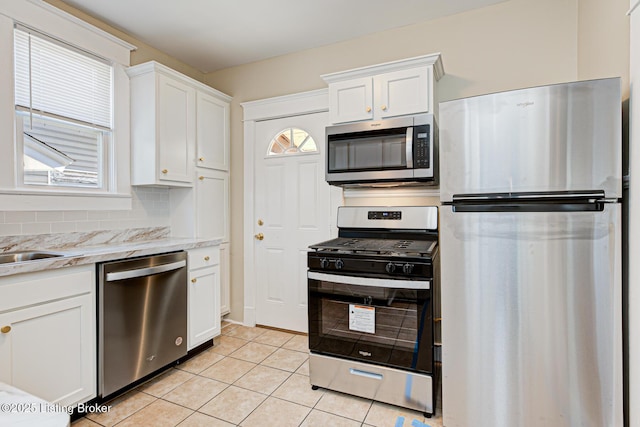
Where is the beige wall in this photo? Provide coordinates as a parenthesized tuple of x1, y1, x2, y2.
(205, 0, 629, 322)
(577, 0, 630, 99)
(48, 0, 630, 323)
(46, 0, 207, 83)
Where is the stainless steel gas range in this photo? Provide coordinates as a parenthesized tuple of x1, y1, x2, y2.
(307, 206, 440, 417)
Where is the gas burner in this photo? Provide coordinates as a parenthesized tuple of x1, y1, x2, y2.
(338, 239, 360, 247)
(392, 240, 414, 249)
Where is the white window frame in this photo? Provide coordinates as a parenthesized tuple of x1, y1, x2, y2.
(0, 1, 135, 210)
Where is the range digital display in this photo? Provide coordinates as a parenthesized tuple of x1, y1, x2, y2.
(368, 211, 402, 220)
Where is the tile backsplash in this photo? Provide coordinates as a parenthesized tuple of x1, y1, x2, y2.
(0, 187, 171, 236)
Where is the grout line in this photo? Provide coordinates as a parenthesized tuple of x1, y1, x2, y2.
(75, 327, 314, 427)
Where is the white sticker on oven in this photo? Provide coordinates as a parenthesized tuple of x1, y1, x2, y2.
(349, 304, 375, 334)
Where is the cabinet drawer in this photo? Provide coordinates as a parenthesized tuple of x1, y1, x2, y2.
(0, 266, 94, 313)
(188, 246, 220, 270)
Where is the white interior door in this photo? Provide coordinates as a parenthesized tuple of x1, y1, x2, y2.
(253, 112, 330, 332)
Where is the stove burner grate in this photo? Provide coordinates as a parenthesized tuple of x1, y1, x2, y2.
(310, 237, 437, 259)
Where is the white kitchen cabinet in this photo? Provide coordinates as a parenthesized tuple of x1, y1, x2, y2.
(219, 242, 230, 316)
(128, 61, 231, 186)
(169, 167, 231, 244)
(128, 62, 196, 186)
(0, 266, 95, 407)
(196, 170, 230, 241)
(322, 54, 444, 124)
(197, 91, 230, 171)
(187, 246, 221, 350)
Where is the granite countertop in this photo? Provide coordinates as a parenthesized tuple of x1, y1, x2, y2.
(0, 227, 222, 278)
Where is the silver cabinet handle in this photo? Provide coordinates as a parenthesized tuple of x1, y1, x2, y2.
(106, 260, 186, 281)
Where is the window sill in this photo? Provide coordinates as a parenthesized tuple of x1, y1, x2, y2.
(0, 189, 132, 211)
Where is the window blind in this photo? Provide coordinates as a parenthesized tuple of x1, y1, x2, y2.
(14, 25, 113, 129)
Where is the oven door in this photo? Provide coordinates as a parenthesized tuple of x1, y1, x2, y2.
(307, 271, 433, 374)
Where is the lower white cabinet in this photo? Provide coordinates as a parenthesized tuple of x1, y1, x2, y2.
(187, 247, 221, 350)
(0, 266, 95, 407)
(219, 242, 230, 316)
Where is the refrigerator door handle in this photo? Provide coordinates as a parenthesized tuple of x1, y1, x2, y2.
(451, 190, 606, 203)
(450, 190, 610, 212)
(450, 190, 617, 212)
(450, 200, 606, 213)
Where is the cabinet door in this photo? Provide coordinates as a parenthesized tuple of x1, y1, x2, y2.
(0, 294, 95, 407)
(157, 74, 195, 184)
(188, 267, 220, 350)
(329, 77, 374, 123)
(376, 67, 430, 119)
(219, 242, 230, 316)
(195, 170, 229, 241)
(196, 91, 230, 171)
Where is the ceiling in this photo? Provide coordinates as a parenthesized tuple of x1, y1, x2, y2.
(60, 0, 507, 73)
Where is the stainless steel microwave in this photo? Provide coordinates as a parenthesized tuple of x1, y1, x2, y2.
(325, 114, 436, 187)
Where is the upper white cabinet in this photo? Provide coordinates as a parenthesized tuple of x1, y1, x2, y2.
(128, 61, 231, 186)
(197, 91, 230, 171)
(322, 54, 444, 124)
(196, 169, 230, 241)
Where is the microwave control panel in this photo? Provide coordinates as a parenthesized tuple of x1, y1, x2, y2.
(414, 125, 430, 169)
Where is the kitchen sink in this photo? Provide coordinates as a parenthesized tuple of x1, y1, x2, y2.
(0, 251, 66, 264)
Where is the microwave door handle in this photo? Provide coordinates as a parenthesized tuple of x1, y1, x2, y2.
(406, 127, 414, 168)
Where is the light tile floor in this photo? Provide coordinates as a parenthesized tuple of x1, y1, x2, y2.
(73, 323, 443, 427)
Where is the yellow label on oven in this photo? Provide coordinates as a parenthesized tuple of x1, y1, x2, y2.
(349, 304, 375, 334)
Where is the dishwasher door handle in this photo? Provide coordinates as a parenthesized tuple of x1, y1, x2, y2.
(105, 260, 187, 282)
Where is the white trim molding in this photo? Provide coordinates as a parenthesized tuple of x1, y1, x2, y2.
(321, 53, 444, 83)
(241, 89, 328, 122)
(25, 0, 136, 51)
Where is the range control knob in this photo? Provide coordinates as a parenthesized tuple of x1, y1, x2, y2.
(320, 258, 329, 269)
(402, 263, 415, 274)
(335, 259, 344, 270)
(385, 262, 396, 273)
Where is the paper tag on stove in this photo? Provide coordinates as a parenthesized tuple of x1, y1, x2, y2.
(349, 304, 375, 334)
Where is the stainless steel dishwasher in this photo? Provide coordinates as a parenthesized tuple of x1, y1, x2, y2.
(98, 251, 187, 398)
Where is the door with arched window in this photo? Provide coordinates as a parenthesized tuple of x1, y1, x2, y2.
(253, 112, 331, 332)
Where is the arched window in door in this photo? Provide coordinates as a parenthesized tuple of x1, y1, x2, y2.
(267, 127, 318, 156)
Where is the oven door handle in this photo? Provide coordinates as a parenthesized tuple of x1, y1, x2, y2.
(308, 271, 430, 290)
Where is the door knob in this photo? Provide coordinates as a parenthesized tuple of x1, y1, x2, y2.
(1, 326, 11, 334)
(191, 278, 197, 283)
(366, 106, 372, 113)
(199, 157, 204, 162)
(257, 219, 264, 226)
(255, 233, 264, 241)
(381, 105, 387, 111)
(161, 169, 168, 174)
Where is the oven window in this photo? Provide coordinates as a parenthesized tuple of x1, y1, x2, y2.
(308, 278, 433, 373)
(328, 129, 407, 173)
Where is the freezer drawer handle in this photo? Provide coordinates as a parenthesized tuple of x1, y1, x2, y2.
(106, 260, 186, 282)
(349, 368, 383, 381)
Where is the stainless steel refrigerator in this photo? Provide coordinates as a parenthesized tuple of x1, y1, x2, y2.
(439, 78, 623, 427)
